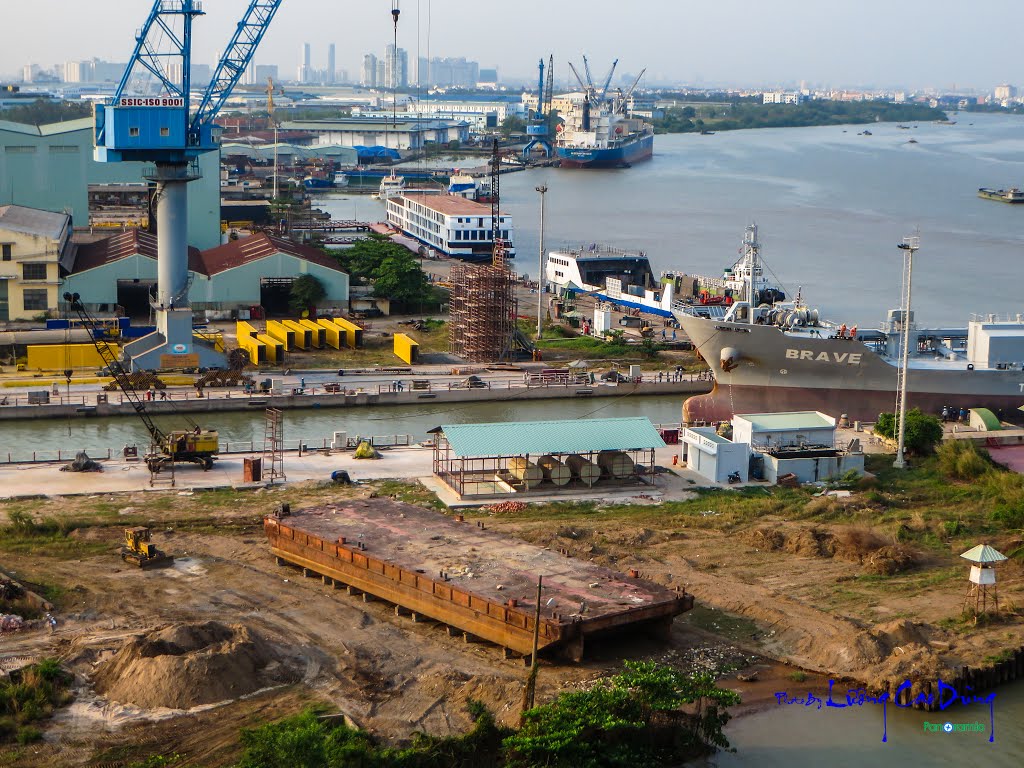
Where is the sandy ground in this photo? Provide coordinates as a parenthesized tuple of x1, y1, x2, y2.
(2, 442, 1023, 766)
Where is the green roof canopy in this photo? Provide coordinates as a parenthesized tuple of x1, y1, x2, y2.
(734, 411, 835, 432)
(960, 544, 1007, 564)
(970, 408, 1001, 431)
(440, 417, 666, 458)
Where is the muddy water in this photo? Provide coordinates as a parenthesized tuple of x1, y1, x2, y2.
(0, 395, 687, 460)
(706, 678, 1024, 766)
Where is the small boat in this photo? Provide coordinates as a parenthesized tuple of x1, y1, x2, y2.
(374, 174, 406, 200)
(978, 187, 1024, 204)
(333, 172, 349, 188)
(907, 139, 918, 144)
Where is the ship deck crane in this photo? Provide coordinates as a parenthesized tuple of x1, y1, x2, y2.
(93, 0, 283, 372)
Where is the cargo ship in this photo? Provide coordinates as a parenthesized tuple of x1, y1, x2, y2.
(674, 229, 1024, 424)
(978, 187, 1024, 203)
(556, 58, 653, 169)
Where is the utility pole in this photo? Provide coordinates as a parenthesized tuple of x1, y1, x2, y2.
(893, 234, 920, 469)
(535, 184, 548, 339)
(520, 574, 543, 724)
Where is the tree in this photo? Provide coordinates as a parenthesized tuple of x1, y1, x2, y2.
(500, 115, 527, 135)
(372, 251, 430, 307)
(289, 274, 326, 316)
(339, 235, 411, 282)
(874, 408, 944, 455)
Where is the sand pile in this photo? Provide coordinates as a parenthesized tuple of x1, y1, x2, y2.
(93, 621, 287, 709)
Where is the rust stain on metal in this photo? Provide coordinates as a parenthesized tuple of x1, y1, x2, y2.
(264, 498, 692, 660)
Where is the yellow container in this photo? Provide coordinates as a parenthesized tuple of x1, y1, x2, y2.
(393, 333, 419, 365)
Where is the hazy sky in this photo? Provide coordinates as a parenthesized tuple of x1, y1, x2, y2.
(4, 0, 1021, 90)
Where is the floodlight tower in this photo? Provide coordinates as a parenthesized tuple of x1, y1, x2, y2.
(94, 0, 283, 370)
(892, 234, 920, 469)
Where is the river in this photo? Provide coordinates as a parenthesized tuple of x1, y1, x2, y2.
(317, 112, 1024, 327)
(316, 115, 1024, 763)
(707, 679, 1024, 766)
(0, 394, 688, 460)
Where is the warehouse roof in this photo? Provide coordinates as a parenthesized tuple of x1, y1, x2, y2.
(733, 411, 836, 432)
(69, 231, 343, 277)
(439, 417, 665, 458)
(196, 233, 344, 276)
(0, 205, 70, 240)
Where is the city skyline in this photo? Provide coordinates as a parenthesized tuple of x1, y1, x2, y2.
(2, 1, 1023, 91)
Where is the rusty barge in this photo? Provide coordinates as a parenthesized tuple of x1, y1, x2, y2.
(264, 499, 692, 661)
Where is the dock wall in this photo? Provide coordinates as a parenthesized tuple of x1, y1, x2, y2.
(0, 380, 710, 422)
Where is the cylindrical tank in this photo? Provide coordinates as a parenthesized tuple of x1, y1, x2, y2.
(538, 455, 571, 486)
(507, 457, 543, 489)
(598, 450, 635, 479)
(565, 454, 600, 486)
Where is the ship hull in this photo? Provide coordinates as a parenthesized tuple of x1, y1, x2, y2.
(557, 133, 654, 168)
(676, 313, 1024, 424)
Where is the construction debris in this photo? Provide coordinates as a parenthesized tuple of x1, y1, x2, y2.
(61, 451, 103, 472)
(103, 371, 166, 391)
(0, 614, 25, 633)
(485, 501, 528, 514)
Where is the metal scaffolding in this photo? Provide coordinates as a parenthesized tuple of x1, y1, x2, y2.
(448, 254, 519, 362)
(262, 408, 286, 483)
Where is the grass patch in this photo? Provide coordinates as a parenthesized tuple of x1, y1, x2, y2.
(788, 671, 808, 683)
(0, 659, 74, 744)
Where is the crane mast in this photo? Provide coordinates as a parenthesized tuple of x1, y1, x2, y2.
(93, 0, 283, 372)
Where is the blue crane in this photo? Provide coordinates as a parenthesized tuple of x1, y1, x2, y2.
(93, 0, 283, 371)
(523, 55, 555, 160)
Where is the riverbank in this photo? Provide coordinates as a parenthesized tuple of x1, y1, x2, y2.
(0, 377, 708, 424)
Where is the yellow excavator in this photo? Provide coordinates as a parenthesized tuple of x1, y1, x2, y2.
(121, 527, 174, 568)
(63, 292, 219, 473)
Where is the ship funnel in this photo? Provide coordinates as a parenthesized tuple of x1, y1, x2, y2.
(721, 346, 741, 372)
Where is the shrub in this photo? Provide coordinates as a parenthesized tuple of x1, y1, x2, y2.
(874, 409, 943, 455)
(16, 726, 42, 744)
(937, 440, 991, 480)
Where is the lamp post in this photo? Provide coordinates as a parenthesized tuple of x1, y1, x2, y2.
(535, 184, 548, 340)
(893, 234, 920, 469)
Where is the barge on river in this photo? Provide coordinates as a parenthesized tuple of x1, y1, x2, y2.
(264, 498, 692, 660)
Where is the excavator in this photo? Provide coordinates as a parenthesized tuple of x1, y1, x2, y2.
(63, 292, 219, 474)
(121, 526, 174, 568)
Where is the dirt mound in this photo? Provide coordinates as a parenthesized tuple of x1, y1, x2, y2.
(875, 618, 927, 647)
(93, 621, 289, 709)
(864, 545, 917, 575)
(740, 525, 916, 573)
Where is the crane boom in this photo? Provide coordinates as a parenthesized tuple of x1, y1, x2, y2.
(597, 59, 618, 103)
(618, 68, 646, 112)
(567, 62, 588, 94)
(582, 55, 595, 91)
(543, 54, 554, 115)
(63, 292, 166, 445)
(191, 0, 284, 135)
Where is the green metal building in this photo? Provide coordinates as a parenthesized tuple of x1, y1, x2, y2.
(0, 117, 220, 250)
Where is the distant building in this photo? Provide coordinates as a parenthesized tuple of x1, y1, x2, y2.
(298, 42, 311, 83)
(995, 84, 1017, 103)
(416, 98, 524, 131)
(0, 205, 72, 321)
(762, 91, 804, 105)
(384, 45, 409, 89)
(327, 43, 336, 85)
(62, 61, 93, 83)
(427, 57, 480, 88)
(362, 53, 378, 87)
(279, 117, 469, 151)
(255, 64, 279, 83)
(477, 68, 498, 88)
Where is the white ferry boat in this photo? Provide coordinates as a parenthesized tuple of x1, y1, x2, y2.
(544, 245, 679, 317)
(385, 193, 515, 262)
